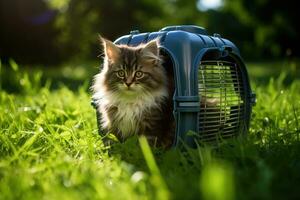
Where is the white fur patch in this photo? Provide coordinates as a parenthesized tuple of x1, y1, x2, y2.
(93, 82, 168, 139)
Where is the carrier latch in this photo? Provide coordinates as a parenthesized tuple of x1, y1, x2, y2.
(174, 96, 200, 112)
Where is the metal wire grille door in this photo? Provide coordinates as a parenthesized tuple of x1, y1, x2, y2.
(198, 61, 246, 142)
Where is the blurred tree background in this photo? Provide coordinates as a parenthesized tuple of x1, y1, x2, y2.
(0, 0, 299, 65)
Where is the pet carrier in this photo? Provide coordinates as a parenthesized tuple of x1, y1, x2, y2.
(92, 25, 256, 147)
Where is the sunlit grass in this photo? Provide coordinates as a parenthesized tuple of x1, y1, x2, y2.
(200, 161, 234, 200)
(0, 60, 300, 200)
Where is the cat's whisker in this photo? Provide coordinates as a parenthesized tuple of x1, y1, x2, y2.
(97, 52, 105, 58)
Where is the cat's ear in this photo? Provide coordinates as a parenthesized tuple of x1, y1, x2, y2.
(140, 39, 161, 64)
(99, 36, 120, 62)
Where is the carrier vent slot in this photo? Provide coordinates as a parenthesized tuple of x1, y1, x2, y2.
(198, 61, 246, 142)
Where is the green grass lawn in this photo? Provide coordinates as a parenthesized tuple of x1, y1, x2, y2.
(0, 60, 300, 200)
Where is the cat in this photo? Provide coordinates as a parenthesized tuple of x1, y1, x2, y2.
(92, 37, 175, 148)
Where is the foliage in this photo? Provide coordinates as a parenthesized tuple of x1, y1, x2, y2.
(222, 0, 300, 58)
(0, 0, 60, 64)
(1, 0, 299, 64)
(0, 61, 300, 199)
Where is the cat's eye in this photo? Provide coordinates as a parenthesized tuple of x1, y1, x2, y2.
(116, 70, 125, 78)
(135, 71, 144, 78)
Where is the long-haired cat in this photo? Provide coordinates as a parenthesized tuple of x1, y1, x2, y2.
(92, 37, 174, 148)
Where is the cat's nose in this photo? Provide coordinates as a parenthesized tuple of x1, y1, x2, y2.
(125, 82, 132, 87)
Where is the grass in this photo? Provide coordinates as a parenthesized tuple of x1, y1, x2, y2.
(0, 60, 300, 200)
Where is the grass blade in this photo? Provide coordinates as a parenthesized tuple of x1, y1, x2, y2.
(139, 136, 170, 200)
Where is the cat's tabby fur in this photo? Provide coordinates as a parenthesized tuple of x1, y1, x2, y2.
(92, 37, 174, 147)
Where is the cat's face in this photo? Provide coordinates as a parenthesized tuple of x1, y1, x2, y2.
(100, 38, 167, 98)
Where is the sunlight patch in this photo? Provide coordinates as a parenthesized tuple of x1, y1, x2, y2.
(197, 0, 223, 11)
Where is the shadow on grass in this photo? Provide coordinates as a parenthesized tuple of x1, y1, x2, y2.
(104, 133, 300, 200)
(103, 136, 203, 199)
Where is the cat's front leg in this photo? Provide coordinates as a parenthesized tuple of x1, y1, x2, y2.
(140, 127, 173, 148)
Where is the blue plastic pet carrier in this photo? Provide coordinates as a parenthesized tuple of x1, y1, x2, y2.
(92, 25, 256, 147)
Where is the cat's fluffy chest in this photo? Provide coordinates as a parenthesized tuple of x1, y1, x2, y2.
(113, 100, 145, 137)
(98, 88, 168, 138)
